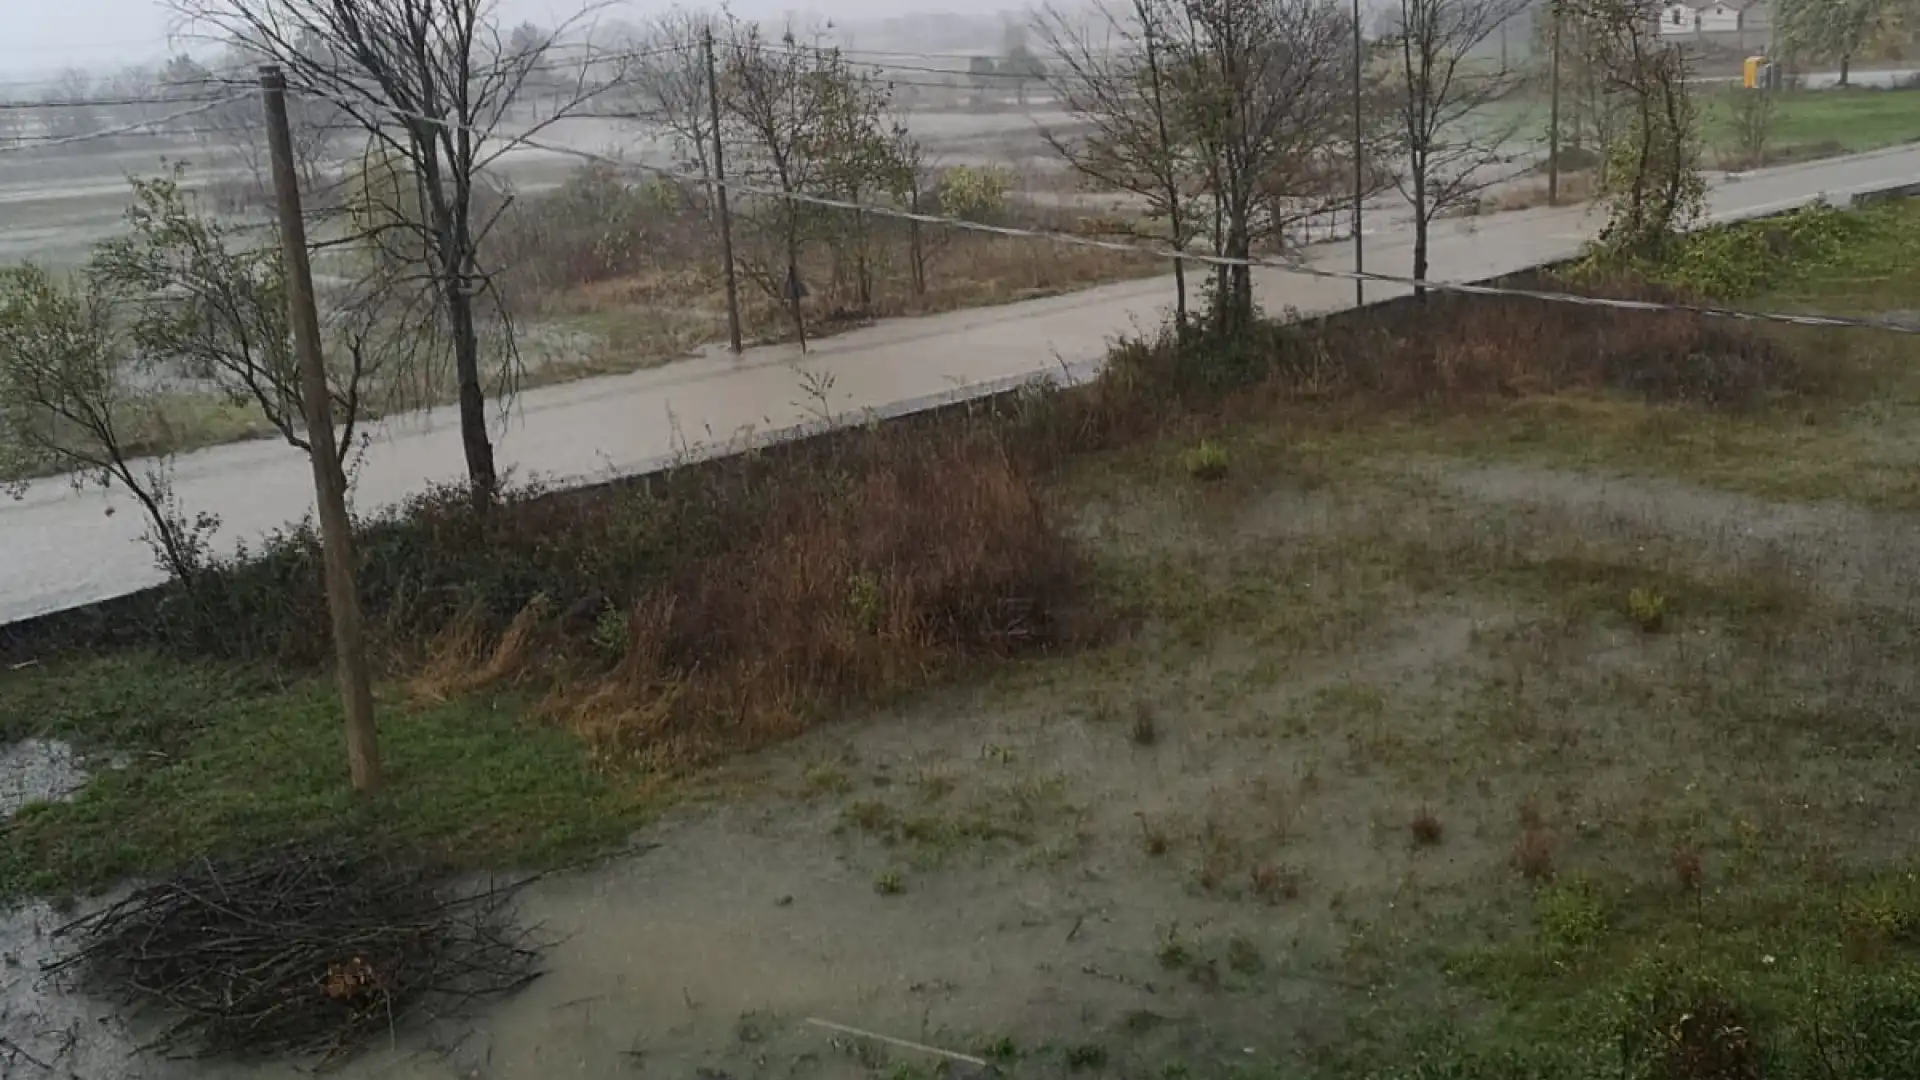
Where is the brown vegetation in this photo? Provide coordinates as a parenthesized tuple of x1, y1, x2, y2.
(490, 165, 1161, 358)
(7, 266, 1819, 783)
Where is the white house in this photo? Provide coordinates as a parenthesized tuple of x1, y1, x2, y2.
(1659, 0, 1764, 37)
(1659, 1, 1698, 35)
(1696, 0, 1750, 33)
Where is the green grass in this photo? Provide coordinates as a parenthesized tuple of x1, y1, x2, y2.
(0, 655, 643, 900)
(1703, 86, 1920, 160)
(1331, 198, 1920, 512)
(1472, 87, 1920, 171)
(1337, 871, 1920, 1079)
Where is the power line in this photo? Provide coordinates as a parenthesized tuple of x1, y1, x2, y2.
(713, 35, 1046, 82)
(0, 95, 244, 154)
(0, 94, 227, 111)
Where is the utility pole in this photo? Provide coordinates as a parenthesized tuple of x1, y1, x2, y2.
(260, 65, 382, 795)
(703, 25, 743, 355)
(1352, 0, 1365, 307)
(1548, 4, 1563, 206)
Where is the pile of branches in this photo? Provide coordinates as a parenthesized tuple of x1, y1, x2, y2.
(44, 841, 542, 1063)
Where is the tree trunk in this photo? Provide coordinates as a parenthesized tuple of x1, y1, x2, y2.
(1412, 220, 1430, 299)
(1411, 165, 1429, 299)
(785, 224, 808, 352)
(910, 219, 927, 297)
(854, 208, 872, 310)
(1839, 54, 1851, 87)
(423, 140, 499, 512)
(447, 267, 496, 512)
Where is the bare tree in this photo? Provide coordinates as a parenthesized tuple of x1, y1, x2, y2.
(1385, 0, 1532, 291)
(1171, 0, 1354, 335)
(616, 7, 718, 182)
(175, 0, 621, 510)
(720, 22, 896, 348)
(1039, 0, 1200, 330)
(43, 69, 102, 141)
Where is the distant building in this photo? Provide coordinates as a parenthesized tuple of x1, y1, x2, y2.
(1658, 0, 1771, 50)
(1659, 1, 1699, 35)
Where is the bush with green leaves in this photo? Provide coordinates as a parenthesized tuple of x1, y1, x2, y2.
(935, 165, 1013, 224)
(1653, 202, 1863, 299)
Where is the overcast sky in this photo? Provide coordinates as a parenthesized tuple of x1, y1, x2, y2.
(3, 0, 1013, 74)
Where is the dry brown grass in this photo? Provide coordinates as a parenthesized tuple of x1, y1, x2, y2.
(1513, 826, 1558, 882)
(1126, 276, 1822, 412)
(493, 166, 1159, 364)
(1410, 807, 1444, 847)
(1471, 171, 1599, 215)
(533, 430, 1084, 770)
(551, 229, 1158, 357)
(1672, 841, 1706, 894)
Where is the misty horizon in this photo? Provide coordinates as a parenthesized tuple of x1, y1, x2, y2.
(3, 0, 1054, 79)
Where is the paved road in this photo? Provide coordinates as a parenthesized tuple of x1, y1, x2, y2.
(3, 144, 1917, 625)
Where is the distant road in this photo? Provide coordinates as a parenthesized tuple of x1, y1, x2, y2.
(1692, 67, 1919, 89)
(3, 143, 1918, 626)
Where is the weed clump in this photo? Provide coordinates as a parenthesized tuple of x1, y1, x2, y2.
(1130, 703, 1159, 746)
(1672, 842, 1705, 894)
(1411, 806, 1445, 847)
(1182, 440, 1230, 482)
(1629, 586, 1670, 632)
(1535, 877, 1607, 955)
(1513, 826, 1558, 882)
(1616, 960, 1761, 1080)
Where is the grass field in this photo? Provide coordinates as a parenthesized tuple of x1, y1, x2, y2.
(1701, 86, 1920, 165)
(5, 200, 1920, 1077)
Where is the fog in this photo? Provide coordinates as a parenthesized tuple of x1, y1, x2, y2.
(3, 0, 1044, 77)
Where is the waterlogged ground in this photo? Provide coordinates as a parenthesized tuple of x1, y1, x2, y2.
(7, 203, 1920, 1078)
(10, 432, 1920, 1077)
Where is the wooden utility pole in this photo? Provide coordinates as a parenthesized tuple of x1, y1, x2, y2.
(1351, 0, 1365, 307)
(1548, 4, 1563, 206)
(703, 25, 744, 355)
(260, 65, 382, 795)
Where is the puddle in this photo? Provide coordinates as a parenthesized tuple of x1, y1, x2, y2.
(0, 738, 88, 818)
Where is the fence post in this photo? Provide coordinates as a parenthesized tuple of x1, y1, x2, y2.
(260, 64, 383, 795)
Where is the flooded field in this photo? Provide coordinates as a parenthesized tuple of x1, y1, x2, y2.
(0, 108, 1080, 272)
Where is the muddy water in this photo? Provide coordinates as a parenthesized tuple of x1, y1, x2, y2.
(0, 638, 1451, 1080)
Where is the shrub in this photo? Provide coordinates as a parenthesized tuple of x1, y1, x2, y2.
(1644, 202, 1863, 299)
(935, 165, 1013, 223)
(550, 425, 1084, 768)
(1615, 957, 1762, 1080)
(488, 164, 707, 305)
(1628, 587, 1669, 633)
(1536, 877, 1608, 956)
(1105, 278, 1813, 412)
(61, 401, 1086, 780)
(1182, 440, 1229, 482)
